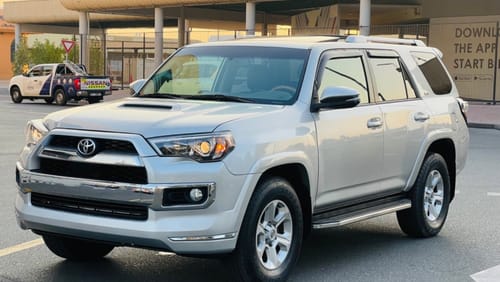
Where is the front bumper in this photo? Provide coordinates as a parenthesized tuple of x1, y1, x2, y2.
(15, 162, 251, 254)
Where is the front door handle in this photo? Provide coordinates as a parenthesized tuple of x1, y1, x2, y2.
(367, 117, 383, 129)
(414, 112, 430, 122)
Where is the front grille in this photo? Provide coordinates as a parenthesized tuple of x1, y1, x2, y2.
(31, 193, 148, 220)
(38, 158, 148, 184)
(48, 135, 137, 154)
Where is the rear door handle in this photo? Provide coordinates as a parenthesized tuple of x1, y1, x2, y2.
(367, 117, 383, 129)
(414, 112, 430, 122)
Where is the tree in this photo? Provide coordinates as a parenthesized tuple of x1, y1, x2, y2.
(30, 39, 65, 64)
(12, 37, 31, 75)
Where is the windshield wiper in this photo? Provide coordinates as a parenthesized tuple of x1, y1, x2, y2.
(184, 94, 256, 103)
(140, 93, 184, 99)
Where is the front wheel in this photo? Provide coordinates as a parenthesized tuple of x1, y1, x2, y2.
(10, 86, 23, 103)
(43, 234, 114, 260)
(397, 153, 451, 238)
(228, 177, 303, 281)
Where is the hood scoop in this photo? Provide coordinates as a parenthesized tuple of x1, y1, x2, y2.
(121, 103, 173, 110)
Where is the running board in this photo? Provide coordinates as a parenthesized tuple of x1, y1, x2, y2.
(312, 199, 411, 229)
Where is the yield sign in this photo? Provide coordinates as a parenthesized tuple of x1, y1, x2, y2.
(61, 40, 75, 53)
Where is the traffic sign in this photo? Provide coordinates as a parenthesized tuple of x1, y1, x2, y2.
(61, 40, 75, 53)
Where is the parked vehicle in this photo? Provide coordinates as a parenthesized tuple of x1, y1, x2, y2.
(15, 36, 469, 281)
(9, 62, 112, 105)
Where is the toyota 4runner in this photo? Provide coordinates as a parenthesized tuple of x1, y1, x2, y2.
(15, 36, 469, 281)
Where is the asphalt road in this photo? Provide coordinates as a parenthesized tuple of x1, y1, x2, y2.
(1, 89, 500, 282)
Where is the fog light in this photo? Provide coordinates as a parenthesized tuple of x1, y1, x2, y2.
(190, 188, 204, 202)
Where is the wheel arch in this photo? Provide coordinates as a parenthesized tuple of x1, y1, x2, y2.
(257, 163, 312, 237)
(427, 139, 456, 201)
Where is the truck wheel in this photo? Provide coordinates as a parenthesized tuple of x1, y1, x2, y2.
(55, 89, 67, 106)
(43, 234, 114, 260)
(229, 177, 303, 281)
(10, 86, 23, 103)
(45, 98, 54, 104)
(397, 153, 451, 238)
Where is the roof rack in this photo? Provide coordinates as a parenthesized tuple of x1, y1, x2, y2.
(345, 35, 426, 47)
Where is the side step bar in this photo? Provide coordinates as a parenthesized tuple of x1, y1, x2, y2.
(312, 199, 411, 229)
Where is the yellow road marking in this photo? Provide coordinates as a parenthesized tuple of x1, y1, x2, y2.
(0, 239, 44, 258)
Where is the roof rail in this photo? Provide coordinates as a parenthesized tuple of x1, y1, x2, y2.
(345, 35, 426, 47)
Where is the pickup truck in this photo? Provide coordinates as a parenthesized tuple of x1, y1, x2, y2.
(9, 62, 112, 105)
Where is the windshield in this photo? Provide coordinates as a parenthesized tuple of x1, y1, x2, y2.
(139, 46, 309, 105)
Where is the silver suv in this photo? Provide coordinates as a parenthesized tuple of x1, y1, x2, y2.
(15, 36, 469, 281)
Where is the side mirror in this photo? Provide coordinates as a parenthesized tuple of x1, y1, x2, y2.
(129, 79, 146, 95)
(312, 86, 360, 111)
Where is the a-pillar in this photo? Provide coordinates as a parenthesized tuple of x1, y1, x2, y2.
(14, 24, 21, 50)
(359, 0, 371, 36)
(246, 2, 256, 36)
(155, 7, 164, 68)
(79, 12, 89, 66)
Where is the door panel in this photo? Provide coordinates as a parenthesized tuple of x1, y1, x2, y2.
(314, 105, 385, 208)
(313, 50, 387, 209)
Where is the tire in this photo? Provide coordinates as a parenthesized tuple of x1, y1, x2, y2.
(10, 86, 23, 103)
(54, 89, 67, 106)
(228, 177, 303, 281)
(397, 153, 451, 238)
(45, 97, 54, 104)
(43, 234, 114, 260)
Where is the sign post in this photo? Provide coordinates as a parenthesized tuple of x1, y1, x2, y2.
(61, 39, 75, 62)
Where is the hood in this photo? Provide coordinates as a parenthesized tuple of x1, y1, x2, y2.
(44, 98, 284, 138)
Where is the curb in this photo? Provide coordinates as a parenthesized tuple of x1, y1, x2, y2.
(468, 123, 500, 130)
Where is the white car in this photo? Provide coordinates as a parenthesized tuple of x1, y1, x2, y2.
(15, 36, 468, 281)
(9, 62, 112, 105)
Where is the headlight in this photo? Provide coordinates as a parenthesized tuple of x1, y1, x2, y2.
(149, 132, 235, 162)
(25, 119, 48, 147)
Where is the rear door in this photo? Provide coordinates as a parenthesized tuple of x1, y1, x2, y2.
(313, 49, 386, 209)
(367, 50, 428, 190)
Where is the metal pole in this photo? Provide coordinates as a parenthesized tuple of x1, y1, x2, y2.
(143, 33, 146, 79)
(121, 41, 124, 90)
(493, 21, 499, 105)
(103, 31, 107, 76)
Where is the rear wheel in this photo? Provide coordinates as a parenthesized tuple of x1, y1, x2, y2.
(55, 89, 67, 106)
(43, 234, 114, 260)
(10, 86, 23, 103)
(397, 153, 451, 238)
(228, 177, 303, 281)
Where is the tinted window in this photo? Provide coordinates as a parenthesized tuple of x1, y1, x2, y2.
(411, 52, 452, 95)
(318, 56, 369, 104)
(369, 57, 410, 102)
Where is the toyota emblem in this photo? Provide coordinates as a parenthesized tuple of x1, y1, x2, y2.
(77, 138, 97, 157)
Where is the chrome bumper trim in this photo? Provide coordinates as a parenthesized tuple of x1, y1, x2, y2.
(169, 232, 236, 242)
(16, 162, 215, 211)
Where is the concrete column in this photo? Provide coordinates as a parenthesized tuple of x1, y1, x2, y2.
(178, 7, 186, 48)
(15, 24, 21, 50)
(79, 12, 89, 66)
(359, 0, 371, 36)
(154, 7, 164, 68)
(246, 2, 256, 36)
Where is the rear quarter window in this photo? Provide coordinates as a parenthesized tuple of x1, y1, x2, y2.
(411, 51, 452, 95)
